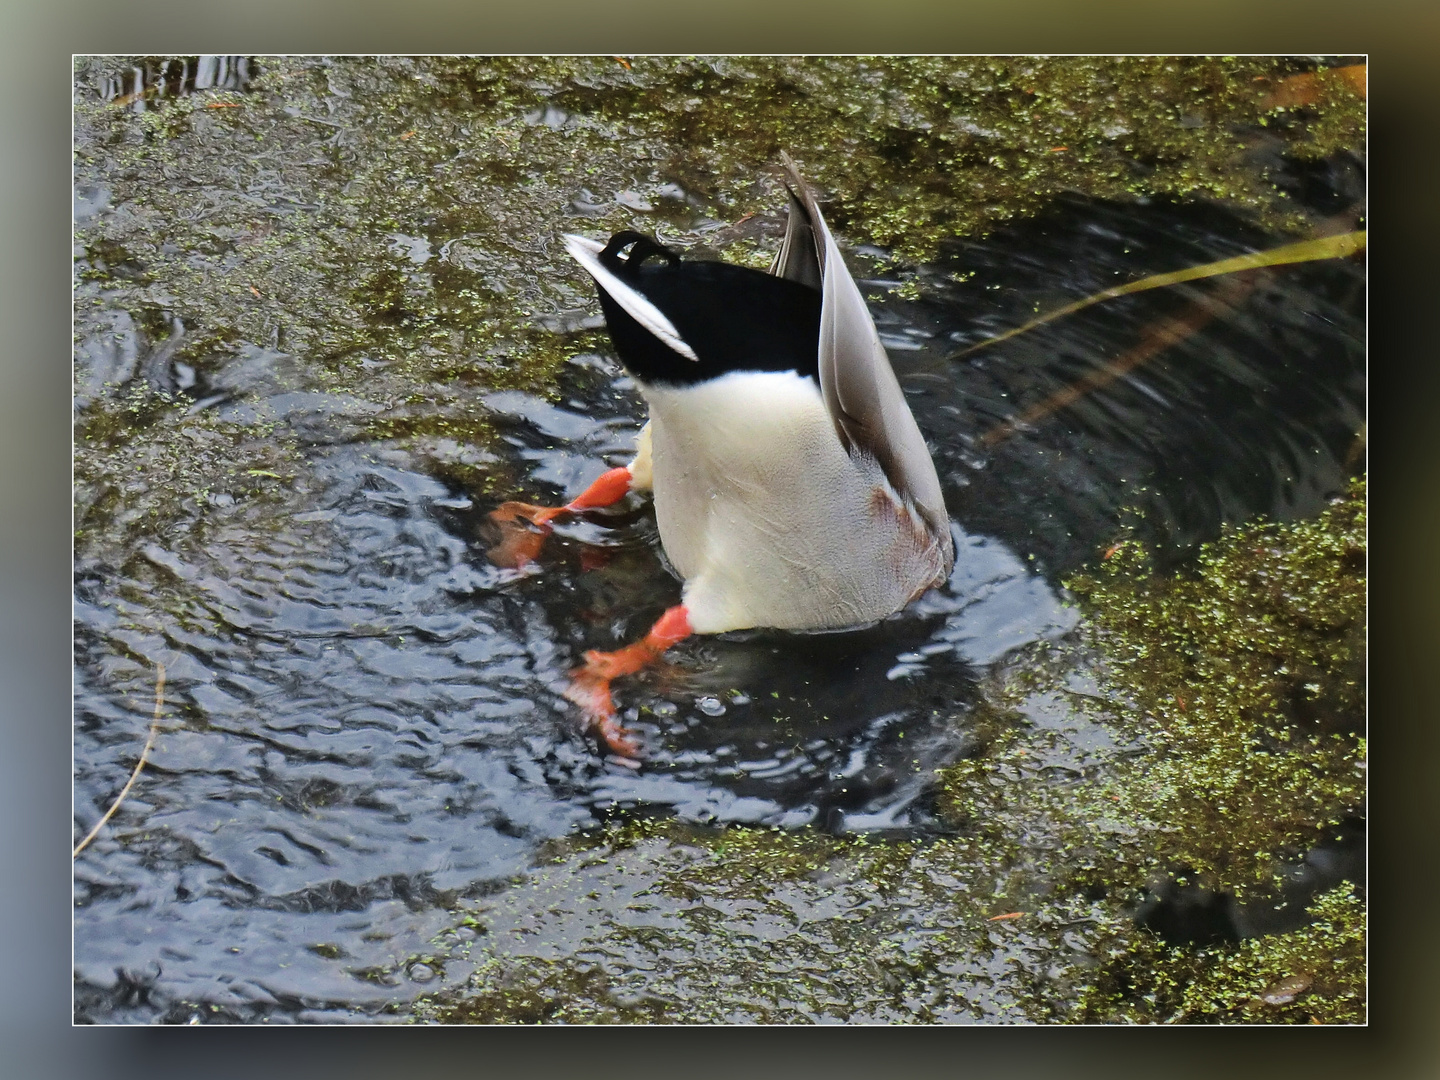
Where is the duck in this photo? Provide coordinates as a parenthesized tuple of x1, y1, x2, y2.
(491, 155, 955, 755)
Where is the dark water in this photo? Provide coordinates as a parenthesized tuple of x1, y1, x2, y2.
(72, 64, 1364, 1021)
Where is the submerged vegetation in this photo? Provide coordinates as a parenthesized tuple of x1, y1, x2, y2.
(74, 56, 1364, 1024)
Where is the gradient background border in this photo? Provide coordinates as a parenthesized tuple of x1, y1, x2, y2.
(10, 3, 1433, 1075)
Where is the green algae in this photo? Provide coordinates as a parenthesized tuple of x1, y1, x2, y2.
(1060, 477, 1365, 894)
(408, 479, 1364, 1024)
(74, 385, 304, 566)
(1074, 882, 1365, 1024)
(74, 55, 1363, 561)
(411, 819, 1110, 1024)
(73, 56, 1365, 1025)
(516, 56, 1362, 260)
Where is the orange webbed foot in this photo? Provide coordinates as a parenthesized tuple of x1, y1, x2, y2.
(487, 502, 564, 569)
(490, 501, 565, 527)
(563, 605, 692, 760)
(564, 668, 642, 758)
(486, 467, 634, 570)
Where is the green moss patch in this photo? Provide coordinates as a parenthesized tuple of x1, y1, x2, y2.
(1061, 478, 1365, 893)
(409, 478, 1364, 1024)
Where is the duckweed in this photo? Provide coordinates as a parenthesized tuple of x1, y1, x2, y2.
(411, 478, 1364, 1024)
(1061, 477, 1365, 893)
(1074, 882, 1365, 1023)
(74, 56, 1364, 1025)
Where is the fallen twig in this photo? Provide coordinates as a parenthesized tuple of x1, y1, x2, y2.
(73, 663, 165, 858)
(978, 272, 1258, 448)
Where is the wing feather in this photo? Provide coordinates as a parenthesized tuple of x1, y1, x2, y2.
(768, 189, 823, 290)
(778, 154, 950, 540)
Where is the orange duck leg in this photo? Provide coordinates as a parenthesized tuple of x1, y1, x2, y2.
(488, 465, 634, 569)
(564, 604, 692, 757)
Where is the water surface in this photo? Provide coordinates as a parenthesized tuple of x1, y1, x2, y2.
(72, 56, 1364, 1023)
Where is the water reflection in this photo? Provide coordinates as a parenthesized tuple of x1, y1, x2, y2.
(891, 191, 1364, 574)
(100, 55, 254, 110)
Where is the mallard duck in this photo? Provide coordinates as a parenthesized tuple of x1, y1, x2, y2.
(493, 156, 954, 754)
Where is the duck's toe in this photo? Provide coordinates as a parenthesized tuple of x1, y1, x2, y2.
(595, 713, 642, 759)
(563, 606, 690, 758)
(563, 669, 642, 758)
(486, 502, 562, 568)
(490, 500, 565, 527)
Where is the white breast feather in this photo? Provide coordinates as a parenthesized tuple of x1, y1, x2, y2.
(640, 371, 948, 634)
